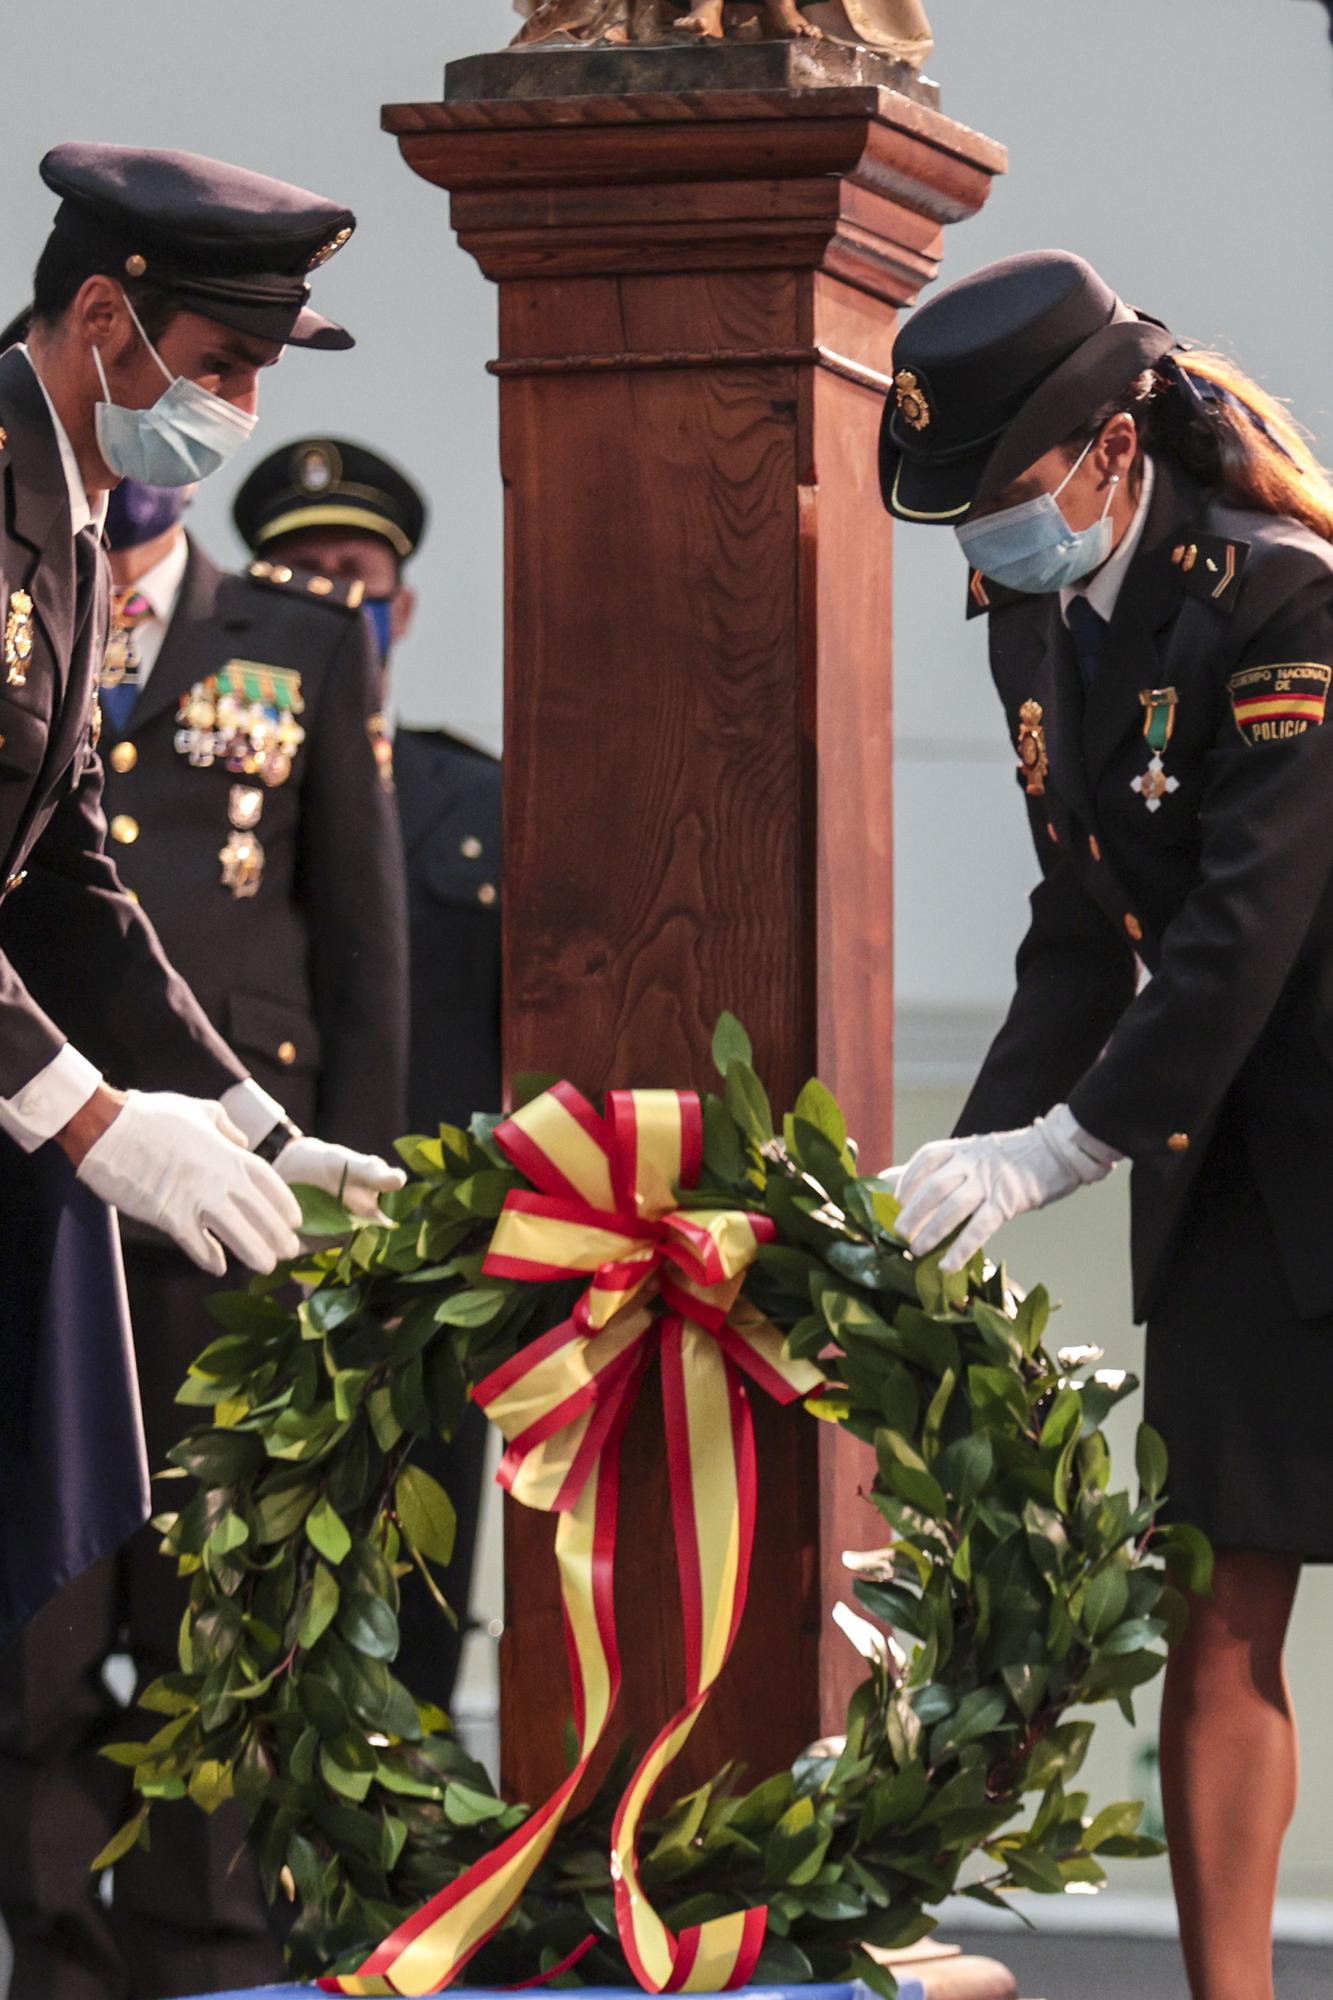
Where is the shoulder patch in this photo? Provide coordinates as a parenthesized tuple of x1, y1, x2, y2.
(965, 568, 1026, 620)
(1227, 661, 1331, 745)
(247, 559, 365, 614)
(1168, 533, 1250, 612)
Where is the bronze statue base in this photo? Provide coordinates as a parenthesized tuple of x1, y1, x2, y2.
(446, 38, 938, 101)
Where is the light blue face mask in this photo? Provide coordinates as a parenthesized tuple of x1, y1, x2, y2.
(93, 293, 258, 488)
(955, 434, 1120, 595)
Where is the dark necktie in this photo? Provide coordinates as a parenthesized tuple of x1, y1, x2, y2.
(1066, 594, 1108, 693)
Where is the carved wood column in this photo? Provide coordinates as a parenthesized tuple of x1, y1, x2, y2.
(384, 74, 1005, 1802)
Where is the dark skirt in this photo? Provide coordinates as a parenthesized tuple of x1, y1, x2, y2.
(1146, 1117, 1333, 1560)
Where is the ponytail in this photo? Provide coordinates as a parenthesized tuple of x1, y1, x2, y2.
(1076, 349, 1333, 545)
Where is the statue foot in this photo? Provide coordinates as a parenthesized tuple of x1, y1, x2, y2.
(673, 0, 727, 36)
(762, 0, 823, 34)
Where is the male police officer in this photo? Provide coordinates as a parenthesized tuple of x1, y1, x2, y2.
(233, 439, 500, 1712)
(0, 146, 406, 1998)
(0, 471, 411, 2000)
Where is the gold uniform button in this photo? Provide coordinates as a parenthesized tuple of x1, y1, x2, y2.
(110, 815, 140, 846)
(4, 870, 27, 893)
(270, 564, 293, 584)
(461, 835, 484, 860)
(110, 741, 138, 774)
(1124, 913, 1143, 942)
(1167, 1133, 1191, 1154)
(306, 575, 334, 596)
(1089, 835, 1102, 862)
(477, 882, 498, 907)
(277, 1040, 298, 1067)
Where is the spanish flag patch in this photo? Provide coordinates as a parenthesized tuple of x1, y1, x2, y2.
(1227, 662, 1332, 745)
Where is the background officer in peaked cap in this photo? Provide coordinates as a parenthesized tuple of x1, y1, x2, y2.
(879, 248, 1333, 2000)
(0, 144, 407, 1996)
(234, 436, 501, 1716)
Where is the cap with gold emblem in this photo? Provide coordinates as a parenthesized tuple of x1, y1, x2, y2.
(879, 250, 1178, 526)
(232, 437, 427, 563)
(36, 143, 356, 351)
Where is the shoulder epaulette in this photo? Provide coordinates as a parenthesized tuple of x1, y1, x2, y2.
(1167, 532, 1250, 613)
(247, 558, 364, 613)
(965, 567, 1026, 620)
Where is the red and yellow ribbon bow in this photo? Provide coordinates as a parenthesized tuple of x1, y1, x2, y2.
(321, 1084, 824, 1997)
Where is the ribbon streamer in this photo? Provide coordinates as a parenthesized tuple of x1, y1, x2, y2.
(321, 1084, 823, 1997)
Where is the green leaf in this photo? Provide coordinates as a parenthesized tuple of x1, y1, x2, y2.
(395, 1464, 457, 1568)
(90, 1806, 150, 1871)
(292, 1183, 358, 1237)
(298, 1561, 341, 1650)
(711, 1012, 753, 1075)
(1082, 1799, 1144, 1851)
(1136, 1422, 1169, 1502)
(305, 1496, 352, 1567)
(434, 1288, 507, 1327)
(1159, 1521, 1215, 1597)
(793, 1077, 850, 1157)
(1081, 1564, 1130, 1638)
(167, 1429, 263, 1487)
(338, 1590, 400, 1662)
(725, 1061, 774, 1144)
(444, 1781, 511, 1827)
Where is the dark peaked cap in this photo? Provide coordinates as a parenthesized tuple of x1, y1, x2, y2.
(234, 437, 428, 563)
(879, 250, 1177, 524)
(39, 143, 357, 350)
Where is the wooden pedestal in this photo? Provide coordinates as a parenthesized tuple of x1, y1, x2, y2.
(384, 67, 1005, 1805)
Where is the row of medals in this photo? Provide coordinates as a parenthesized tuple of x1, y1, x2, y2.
(174, 684, 306, 900)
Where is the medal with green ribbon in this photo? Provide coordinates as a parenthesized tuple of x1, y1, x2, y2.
(1131, 687, 1180, 813)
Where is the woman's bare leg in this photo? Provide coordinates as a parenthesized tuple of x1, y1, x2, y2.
(1159, 1549, 1301, 2000)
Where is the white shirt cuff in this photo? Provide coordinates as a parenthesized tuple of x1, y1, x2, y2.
(221, 1078, 292, 1149)
(0, 1045, 103, 1153)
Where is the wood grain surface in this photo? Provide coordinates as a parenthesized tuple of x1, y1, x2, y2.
(384, 75, 1003, 1805)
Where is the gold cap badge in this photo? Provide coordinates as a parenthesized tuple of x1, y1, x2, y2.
(307, 226, 352, 271)
(292, 441, 341, 495)
(894, 369, 931, 432)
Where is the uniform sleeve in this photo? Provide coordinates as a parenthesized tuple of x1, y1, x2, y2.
(0, 739, 248, 1099)
(1069, 569, 1333, 1158)
(954, 792, 1139, 1137)
(296, 615, 409, 1156)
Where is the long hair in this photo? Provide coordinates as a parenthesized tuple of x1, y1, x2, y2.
(1076, 349, 1333, 545)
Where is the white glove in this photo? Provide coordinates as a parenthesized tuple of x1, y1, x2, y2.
(274, 1136, 407, 1221)
(894, 1105, 1121, 1274)
(77, 1092, 303, 1277)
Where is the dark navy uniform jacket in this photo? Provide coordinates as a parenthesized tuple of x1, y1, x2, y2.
(6, 540, 409, 1158)
(0, 346, 245, 1644)
(957, 458, 1333, 1322)
(394, 726, 501, 1129)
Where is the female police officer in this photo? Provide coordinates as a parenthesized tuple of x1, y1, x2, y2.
(880, 250, 1333, 2000)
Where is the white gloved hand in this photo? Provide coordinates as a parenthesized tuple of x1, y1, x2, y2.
(894, 1105, 1121, 1274)
(77, 1092, 303, 1277)
(274, 1136, 407, 1222)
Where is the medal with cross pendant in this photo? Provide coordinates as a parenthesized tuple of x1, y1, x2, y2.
(1132, 687, 1180, 812)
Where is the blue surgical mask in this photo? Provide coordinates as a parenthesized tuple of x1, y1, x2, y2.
(956, 436, 1120, 595)
(93, 292, 258, 488)
(364, 596, 394, 662)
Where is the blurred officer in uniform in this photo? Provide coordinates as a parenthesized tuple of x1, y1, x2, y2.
(234, 439, 500, 1712)
(0, 145, 407, 2000)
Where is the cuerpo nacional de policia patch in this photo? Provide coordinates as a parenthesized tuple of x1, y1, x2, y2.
(1227, 662, 1333, 745)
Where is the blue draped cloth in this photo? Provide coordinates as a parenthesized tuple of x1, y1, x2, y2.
(0, 1132, 149, 1646)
